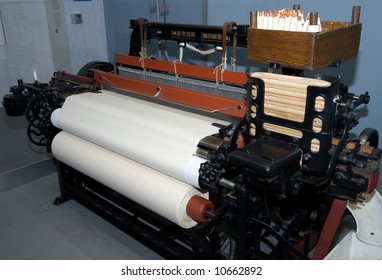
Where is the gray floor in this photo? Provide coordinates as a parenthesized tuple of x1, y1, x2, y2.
(0, 108, 161, 259)
(0, 108, 51, 174)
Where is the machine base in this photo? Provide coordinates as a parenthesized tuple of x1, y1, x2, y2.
(54, 160, 210, 259)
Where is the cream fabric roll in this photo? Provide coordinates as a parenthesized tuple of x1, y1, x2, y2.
(51, 90, 227, 187)
(52, 131, 208, 228)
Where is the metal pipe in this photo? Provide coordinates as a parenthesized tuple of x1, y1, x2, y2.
(309, 12, 319, 25)
(351, 6, 361, 24)
(156, 0, 160, 22)
(250, 11, 258, 28)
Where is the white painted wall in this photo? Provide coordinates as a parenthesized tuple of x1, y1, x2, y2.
(63, 0, 108, 73)
(0, 0, 108, 106)
(0, 0, 55, 104)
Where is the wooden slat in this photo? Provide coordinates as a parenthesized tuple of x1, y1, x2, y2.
(251, 72, 331, 88)
(250, 105, 257, 118)
(264, 94, 307, 107)
(264, 102, 305, 122)
(251, 73, 330, 122)
(311, 138, 321, 153)
(263, 123, 303, 138)
(249, 123, 256, 136)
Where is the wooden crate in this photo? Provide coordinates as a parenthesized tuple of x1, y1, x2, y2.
(247, 21, 362, 70)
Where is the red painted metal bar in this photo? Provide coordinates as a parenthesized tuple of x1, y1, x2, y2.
(54, 71, 94, 84)
(312, 199, 347, 259)
(92, 69, 245, 118)
(115, 54, 247, 86)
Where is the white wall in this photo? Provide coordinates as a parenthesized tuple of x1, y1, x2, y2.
(0, 0, 55, 103)
(63, 0, 108, 73)
(0, 0, 108, 106)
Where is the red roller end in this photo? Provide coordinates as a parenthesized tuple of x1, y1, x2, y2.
(186, 195, 214, 223)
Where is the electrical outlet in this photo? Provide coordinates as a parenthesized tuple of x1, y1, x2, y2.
(71, 14, 83, 24)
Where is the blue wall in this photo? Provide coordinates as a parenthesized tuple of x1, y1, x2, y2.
(103, 0, 206, 62)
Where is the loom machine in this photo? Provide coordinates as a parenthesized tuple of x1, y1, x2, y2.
(3, 5, 382, 259)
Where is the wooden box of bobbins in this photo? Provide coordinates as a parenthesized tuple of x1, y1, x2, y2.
(247, 6, 362, 70)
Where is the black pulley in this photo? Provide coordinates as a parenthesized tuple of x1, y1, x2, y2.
(2, 93, 27, 116)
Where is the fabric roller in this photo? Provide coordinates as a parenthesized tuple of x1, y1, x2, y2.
(51, 90, 228, 188)
(52, 131, 211, 228)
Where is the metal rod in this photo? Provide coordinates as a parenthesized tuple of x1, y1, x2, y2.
(351, 6, 361, 24)
(250, 11, 258, 28)
(293, 4, 301, 11)
(309, 12, 319, 25)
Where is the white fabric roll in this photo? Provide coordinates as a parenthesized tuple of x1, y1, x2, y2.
(52, 90, 227, 187)
(185, 155, 206, 188)
(52, 131, 207, 228)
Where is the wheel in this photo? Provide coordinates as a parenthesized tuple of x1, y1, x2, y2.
(25, 93, 59, 151)
(77, 61, 114, 77)
(358, 128, 379, 147)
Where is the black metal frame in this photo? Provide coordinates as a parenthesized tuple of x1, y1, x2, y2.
(129, 19, 248, 47)
(246, 75, 340, 174)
